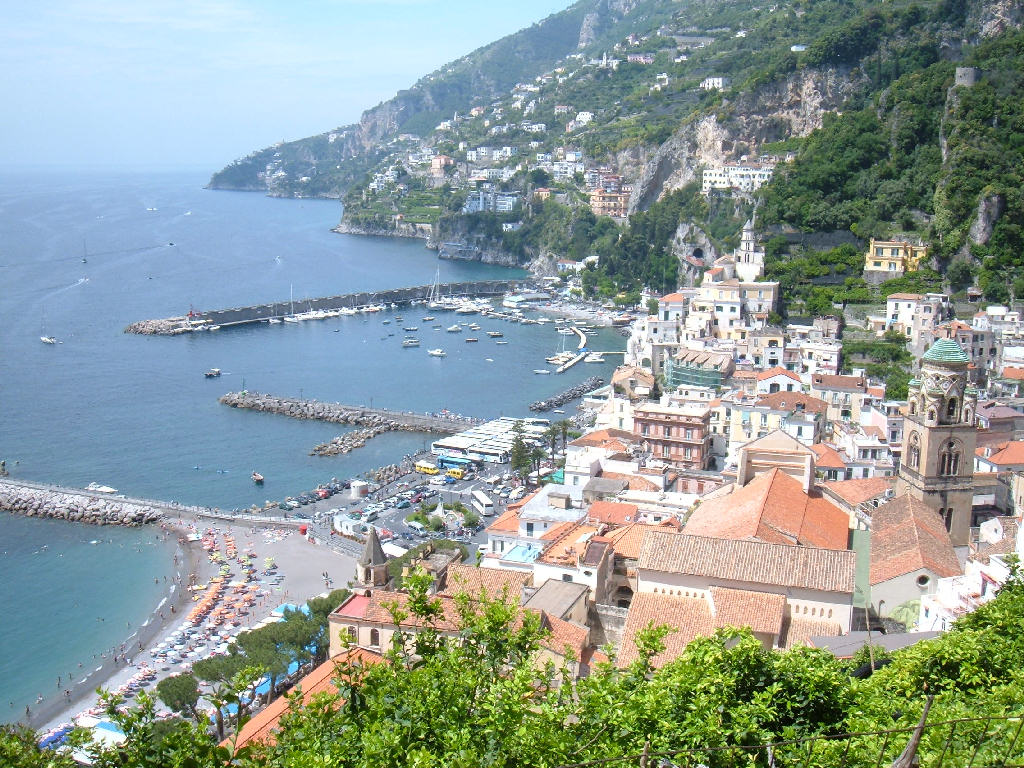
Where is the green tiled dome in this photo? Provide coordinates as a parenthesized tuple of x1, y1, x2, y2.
(922, 338, 970, 364)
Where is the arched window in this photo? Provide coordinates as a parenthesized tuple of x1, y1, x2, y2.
(370, 628, 380, 647)
(939, 440, 961, 476)
(347, 626, 356, 640)
(927, 409, 937, 423)
(907, 432, 921, 469)
(946, 398, 958, 420)
(910, 399, 918, 415)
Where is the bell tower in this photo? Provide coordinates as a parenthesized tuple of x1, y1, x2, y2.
(895, 339, 977, 546)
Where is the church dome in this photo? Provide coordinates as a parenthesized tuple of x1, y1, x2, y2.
(922, 338, 970, 364)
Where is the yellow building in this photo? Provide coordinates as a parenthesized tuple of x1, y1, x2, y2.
(863, 239, 928, 283)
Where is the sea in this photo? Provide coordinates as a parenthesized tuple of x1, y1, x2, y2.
(0, 168, 624, 722)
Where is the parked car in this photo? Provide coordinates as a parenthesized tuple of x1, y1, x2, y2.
(396, 500, 411, 509)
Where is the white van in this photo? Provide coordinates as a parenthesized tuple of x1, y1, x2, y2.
(407, 520, 426, 533)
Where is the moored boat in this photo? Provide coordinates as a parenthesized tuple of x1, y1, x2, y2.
(40, 335, 57, 344)
(402, 338, 420, 347)
(204, 368, 222, 378)
(251, 472, 264, 484)
(428, 348, 446, 357)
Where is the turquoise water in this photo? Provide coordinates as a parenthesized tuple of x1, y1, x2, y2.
(0, 169, 624, 720)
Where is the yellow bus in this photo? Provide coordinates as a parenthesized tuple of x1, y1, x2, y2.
(445, 467, 465, 480)
(415, 461, 440, 475)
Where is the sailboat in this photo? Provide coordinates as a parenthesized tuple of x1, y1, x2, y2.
(427, 266, 443, 309)
(284, 285, 300, 323)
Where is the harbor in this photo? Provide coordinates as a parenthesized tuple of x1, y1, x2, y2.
(124, 279, 524, 335)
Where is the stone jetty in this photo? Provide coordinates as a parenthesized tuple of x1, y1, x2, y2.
(124, 280, 524, 335)
(529, 376, 604, 412)
(0, 480, 164, 526)
(220, 391, 476, 434)
(312, 426, 392, 457)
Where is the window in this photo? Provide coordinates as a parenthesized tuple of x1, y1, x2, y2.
(939, 440, 961, 476)
(946, 398, 958, 420)
(525, 522, 534, 537)
(907, 433, 921, 469)
(562, 574, 573, 582)
(370, 628, 380, 647)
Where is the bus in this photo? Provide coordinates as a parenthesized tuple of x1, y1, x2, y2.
(471, 490, 495, 517)
(445, 467, 465, 480)
(414, 461, 440, 475)
(436, 455, 475, 471)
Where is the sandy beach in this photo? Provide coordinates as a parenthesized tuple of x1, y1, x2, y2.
(34, 514, 356, 734)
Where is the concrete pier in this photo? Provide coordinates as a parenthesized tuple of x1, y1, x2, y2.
(219, 391, 479, 434)
(124, 279, 524, 335)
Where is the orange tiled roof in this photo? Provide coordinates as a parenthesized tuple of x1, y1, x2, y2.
(756, 366, 801, 382)
(811, 443, 848, 469)
(600, 470, 661, 492)
(822, 477, 894, 506)
(811, 374, 866, 391)
(1001, 367, 1024, 381)
(983, 440, 1024, 467)
(230, 648, 383, 748)
(361, 590, 466, 631)
(755, 391, 828, 414)
(604, 523, 650, 559)
(869, 494, 962, 585)
(569, 428, 636, 448)
(440, 564, 532, 599)
(587, 500, 639, 524)
(487, 508, 521, 534)
(781, 616, 842, 649)
(617, 587, 786, 668)
(660, 292, 687, 302)
(540, 612, 589, 661)
(638, 530, 856, 593)
(683, 468, 849, 550)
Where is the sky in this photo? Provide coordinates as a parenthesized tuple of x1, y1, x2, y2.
(1, 0, 572, 171)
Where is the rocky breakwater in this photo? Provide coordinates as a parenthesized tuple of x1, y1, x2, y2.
(220, 392, 435, 456)
(312, 426, 393, 457)
(124, 317, 200, 336)
(529, 377, 604, 413)
(0, 481, 163, 526)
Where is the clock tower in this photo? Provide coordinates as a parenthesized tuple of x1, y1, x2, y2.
(895, 338, 977, 546)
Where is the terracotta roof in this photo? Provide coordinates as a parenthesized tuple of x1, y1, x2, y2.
(867, 386, 886, 398)
(811, 443, 848, 470)
(822, 477, 894, 506)
(539, 612, 589, 661)
(605, 523, 652, 559)
(683, 468, 850, 550)
(230, 648, 383, 748)
(617, 587, 786, 668)
(810, 374, 866, 391)
(440, 564, 531, 599)
(360, 590, 465, 631)
(616, 592, 715, 668)
(660, 292, 687, 302)
(780, 616, 842, 649)
(887, 293, 923, 300)
(486, 508, 521, 534)
(1001, 367, 1024, 381)
(638, 530, 856, 593)
(982, 441, 1024, 467)
(569, 428, 636, 448)
(755, 391, 829, 415)
(740, 428, 815, 455)
(709, 587, 785, 636)
(733, 370, 758, 379)
(332, 593, 371, 619)
(863, 425, 886, 440)
(587, 500, 638, 524)
(756, 366, 801, 382)
(600, 470, 661, 492)
(976, 402, 1022, 420)
(869, 494, 963, 585)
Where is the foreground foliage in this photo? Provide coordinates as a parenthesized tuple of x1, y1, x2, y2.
(7, 572, 1024, 767)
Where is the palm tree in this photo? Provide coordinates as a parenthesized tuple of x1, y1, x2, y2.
(557, 419, 572, 452)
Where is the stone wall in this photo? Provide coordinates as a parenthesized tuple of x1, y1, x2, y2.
(0, 481, 163, 526)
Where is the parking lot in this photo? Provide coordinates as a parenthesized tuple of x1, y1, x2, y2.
(272, 464, 529, 562)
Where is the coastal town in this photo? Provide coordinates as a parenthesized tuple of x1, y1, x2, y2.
(12, 224, 1024, 759)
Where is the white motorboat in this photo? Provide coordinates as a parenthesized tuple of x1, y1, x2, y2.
(428, 348, 446, 357)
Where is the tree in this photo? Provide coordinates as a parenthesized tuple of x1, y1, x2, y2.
(529, 445, 548, 485)
(155, 673, 202, 723)
(192, 653, 256, 741)
(306, 588, 351, 665)
(236, 623, 292, 704)
(557, 419, 572, 452)
(509, 420, 531, 475)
